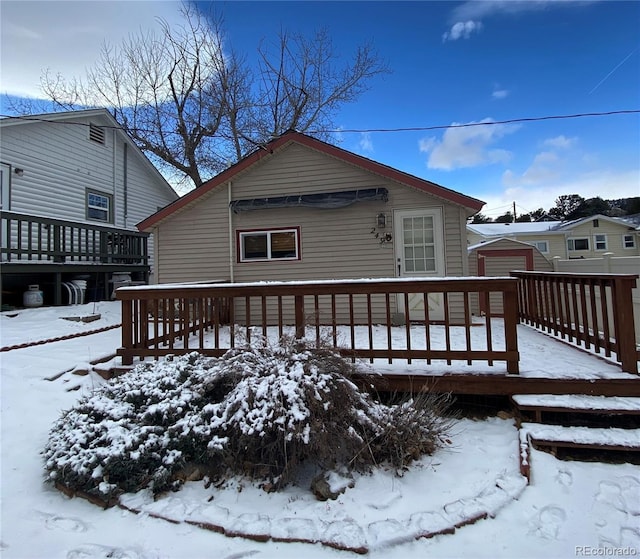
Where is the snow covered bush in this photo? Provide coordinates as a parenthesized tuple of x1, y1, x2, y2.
(44, 336, 453, 502)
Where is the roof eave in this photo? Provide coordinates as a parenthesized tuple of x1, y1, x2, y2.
(138, 131, 485, 231)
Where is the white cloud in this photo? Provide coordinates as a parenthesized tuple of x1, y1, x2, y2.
(503, 151, 561, 188)
(543, 135, 577, 149)
(0, 1, 182, 98)
(419, 119, 518, 171)
(444, 1, 598, 42)
(359, 132, 374, 153)
(480, 167, 640, 217)
(442, 20, 483, 42)
(492, 88, 509, 100)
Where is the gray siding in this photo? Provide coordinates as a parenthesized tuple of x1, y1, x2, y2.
(0, 113, 177, 264)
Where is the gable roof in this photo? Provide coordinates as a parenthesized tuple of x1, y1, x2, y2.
(554, 213, 640, 231)
(467, 236, 545, 252)
(468, 213, 639, 238)
(138, 130, 484, 231)
(467, 221, 563, 236)
(0, 109, 178, 200)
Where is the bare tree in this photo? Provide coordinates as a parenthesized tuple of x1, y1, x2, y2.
(33, 3, 387, 190)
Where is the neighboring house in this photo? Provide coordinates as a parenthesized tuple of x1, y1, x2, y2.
(0, 109, 178, 307)
(467, 214, 640, 260)
(138, 130, 484, 324)
(467, 237, 552, 316)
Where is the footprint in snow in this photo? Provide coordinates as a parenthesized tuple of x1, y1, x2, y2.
(66, 543, 157, 559)
(555, 469, 572, 488)
(37, 511, 88, 533)
(224, 552, 261, 559)
(528, 505, 566, 540)
(595, 480, 628, 513)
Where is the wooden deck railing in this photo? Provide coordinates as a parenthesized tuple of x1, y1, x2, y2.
(117, 277, 520, 374)
(511, 271, 639, 374)
(0, 211, 149, 264)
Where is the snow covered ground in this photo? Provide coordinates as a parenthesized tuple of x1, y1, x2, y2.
(1, 301, 639, 558)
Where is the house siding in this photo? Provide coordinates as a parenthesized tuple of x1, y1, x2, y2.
(563, 219, 640, 258)
(153, 143, 472, 324)
(1, 113, 177, 265)
(467, 218, 639, 260)
(467, 238, 552, 315)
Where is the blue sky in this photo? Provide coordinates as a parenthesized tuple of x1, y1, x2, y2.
(1, 0, 638, 218)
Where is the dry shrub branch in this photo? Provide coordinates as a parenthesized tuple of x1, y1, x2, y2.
(44, 335, 453, 501)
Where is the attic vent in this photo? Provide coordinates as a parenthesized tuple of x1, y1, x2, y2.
(89, 123, 105, 145)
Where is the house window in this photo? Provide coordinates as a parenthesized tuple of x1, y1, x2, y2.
(623, 234, 636, 249)
(86, 189, 112, 223)
(567, 237, 589, 251)
(238, 228, 300, 262)
(89, 123, 105, 145)
(594, 234, 607, 251)
(593, 219, 599, 228)
(531, 240, 549, 253)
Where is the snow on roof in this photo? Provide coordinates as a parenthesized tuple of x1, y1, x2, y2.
(467, 237, 540, 252)
(467, 221, 563, 236)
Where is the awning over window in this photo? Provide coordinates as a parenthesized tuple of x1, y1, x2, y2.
(230, 187, 388, 213)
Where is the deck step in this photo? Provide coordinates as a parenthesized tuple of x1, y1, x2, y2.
(520, 422, 640, 452)
(511, 394, 640, 424)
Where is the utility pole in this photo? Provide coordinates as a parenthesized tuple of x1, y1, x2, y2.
(513, 201, 516, 222)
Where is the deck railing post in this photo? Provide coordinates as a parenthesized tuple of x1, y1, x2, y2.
(294, 295, 305, 339)
(503, 280, 520, 375)
(120, 298, 134, 366)
(611, 276, 638, 375)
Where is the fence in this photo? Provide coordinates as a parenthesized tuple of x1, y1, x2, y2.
(511, 270, 639, 374)
(117, 277, 521, 374)
(552, 254, 640, 346)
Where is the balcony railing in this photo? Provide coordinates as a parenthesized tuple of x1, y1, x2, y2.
(117, 277, 521, 374)
(1, 211, 149, 265)
(511, 270, 639, 374)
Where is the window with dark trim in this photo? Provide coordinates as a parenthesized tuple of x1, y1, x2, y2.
(623, 234, 636, 249)
(86, 189, 113, 223)
(238, 228, 300, 262)
(567, 237, 589, 251)
(594, 234, 607, 251)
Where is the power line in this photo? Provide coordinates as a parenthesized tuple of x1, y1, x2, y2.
(311, 109, 640, 134)
(1, 109, 638, 137)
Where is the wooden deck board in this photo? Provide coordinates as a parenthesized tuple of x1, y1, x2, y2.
(358, 373, 640, 397)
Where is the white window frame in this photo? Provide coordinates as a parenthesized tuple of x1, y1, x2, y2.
(530, 240, 549, 254)
(238, 228, 300, 262)
(86, 189, 113, 223)
(623, 234, 636, 249)
(593, 234, 607, 251)
(567, 237, 590, 252)
(0, 163, 10, 210)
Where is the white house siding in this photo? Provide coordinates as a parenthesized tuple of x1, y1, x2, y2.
(0, 113, 177, 266)
(153, 142, 472, 324)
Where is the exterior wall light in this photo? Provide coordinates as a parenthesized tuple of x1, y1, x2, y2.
(377, 213, 387, 228)
(14, 168, 24, 176)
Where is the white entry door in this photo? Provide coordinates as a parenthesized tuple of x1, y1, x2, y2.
(394, 208, 445, 321)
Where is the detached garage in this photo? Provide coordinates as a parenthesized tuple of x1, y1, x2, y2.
(468, 237, 552, 316)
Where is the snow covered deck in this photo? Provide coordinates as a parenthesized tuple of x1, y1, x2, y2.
(114, 276, 640, 396)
